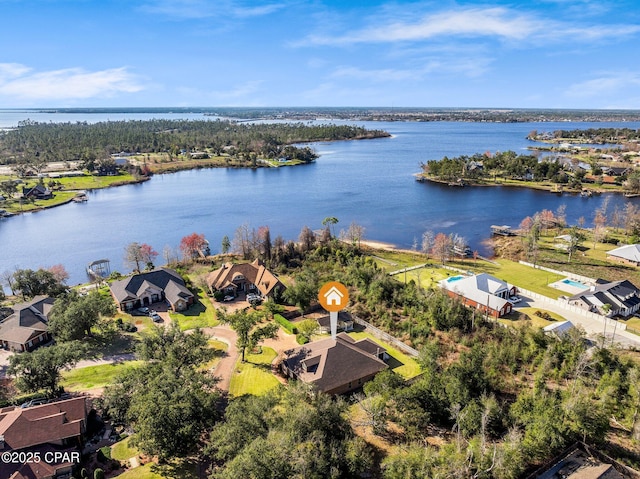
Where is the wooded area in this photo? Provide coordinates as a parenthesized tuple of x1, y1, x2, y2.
(0, 119, 390, 167)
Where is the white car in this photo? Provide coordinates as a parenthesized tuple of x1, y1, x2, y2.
(150, 312, 163, 322)
(509, 296, 522, 304)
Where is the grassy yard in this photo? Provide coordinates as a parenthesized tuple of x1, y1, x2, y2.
(61, 361, 143, 392)
(170, 290, 218, 330)
(347, 331, 422, 380)
(111, 436, 140, 461)
(477, 258, 565, 298)
(1, 174, 142, 213)
(229, 347, 280, 397)
(499, 307, 564, 329)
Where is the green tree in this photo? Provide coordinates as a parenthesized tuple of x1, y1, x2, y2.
(137, 322, 212, 372)
(221, 235, 231, 254)
(218, 309, 278, 362)
(12, 268, 67, 300)
(48, 291, 116, 341)
(566, 226, 586, 262)
(8, 342, 85, 398)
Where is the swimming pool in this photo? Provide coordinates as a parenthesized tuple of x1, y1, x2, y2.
(446, 275, 464, 283)
(561, 278, 589, 289)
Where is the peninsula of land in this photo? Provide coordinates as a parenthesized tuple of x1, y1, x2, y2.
(0, 119, 390, 214)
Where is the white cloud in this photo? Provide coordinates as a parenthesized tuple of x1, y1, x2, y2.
(303, 6, 640, 46)
(565, 72, 640, 98)
(0, 63, 32, 81)
(0, 65, 144, 101)
(305, 8, 543, 45)
(139, 0, 285, 19)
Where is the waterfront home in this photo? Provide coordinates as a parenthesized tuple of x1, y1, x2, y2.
(109, 267, 194, 312)
(280, 332, 388, 395)
(21, 184, 53, 200)
(566, 279, 640, 318)
(606, 244, 640, 266)
(206, 259, 285, 300)
(0, 397, 87, 479)
(0, 296, 54, 352)
(439, 273, 516, 319)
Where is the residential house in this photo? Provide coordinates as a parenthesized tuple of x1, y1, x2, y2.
(566, 279, 640, 318)
(109, 267, 194, 312)
(606, 244, 640, 266)
(280, 332, 388, 395)
(523, 442, 640, 479)
(0, 397, 87, 479)
(317, 311, 354, 334)
(22, 184, 52, 200)
(206, 259, 285, 300)
(543, 320, 575, 338)
(439, 273, 517, 319)
(0, 296, 53, 352)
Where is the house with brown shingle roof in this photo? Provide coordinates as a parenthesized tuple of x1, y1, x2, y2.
(280, 332, 388, 395)
(109, 267, 194, 312)
(0, 397, 87, 479)
(0, 296, 54, 352)
(206, 259, 285, 300)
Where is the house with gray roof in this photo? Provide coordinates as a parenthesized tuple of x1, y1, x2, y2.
(0, 296, 53, 352)
(566, 279, 640, 318)
(109, 267, 194, 312)
(606, 244, 640, 266)
(439, 273, 517, 319)
(281, 332, 388, 395)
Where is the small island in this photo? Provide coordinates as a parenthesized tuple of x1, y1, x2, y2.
(417, 127, 640, 195)
(0, 119, 390, 214)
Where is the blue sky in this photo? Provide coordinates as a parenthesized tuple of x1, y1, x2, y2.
(1, 0, 640, 109)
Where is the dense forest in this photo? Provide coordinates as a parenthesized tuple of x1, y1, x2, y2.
(0, 119, 390, 166)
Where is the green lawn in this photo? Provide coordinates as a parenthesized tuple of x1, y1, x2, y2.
(499, 307, 562, 329)
(112, 464, 164, 479)
(61, 361, 143, 391)
(111, 436, 139, 461)
(200, 339, 228, 370)
(170, 291, 219, 330)
(347, 332, 422, 379)
(229, 347, 280, 396)
(474, 258, 564, 298)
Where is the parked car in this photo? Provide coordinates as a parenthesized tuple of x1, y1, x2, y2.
(138, 307, 150, 314)
(150, 312, 163, 322)
(509, 296, 522, 304)
(223, 295, 235, 302)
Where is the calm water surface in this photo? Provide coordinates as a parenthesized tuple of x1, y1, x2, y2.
(2, 113, 640, 285)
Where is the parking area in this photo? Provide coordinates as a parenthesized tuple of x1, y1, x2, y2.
(215, 291, 262, 313)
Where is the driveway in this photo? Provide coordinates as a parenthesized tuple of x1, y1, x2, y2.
(515, 296, 640, 349)
(201, 325, 239, 392)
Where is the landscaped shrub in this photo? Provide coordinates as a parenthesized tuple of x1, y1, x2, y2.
(296, 334, 309, 344)
(274, 314, 298, 334)
(94, 469, 105, 479)
(535, 310, 553, 320)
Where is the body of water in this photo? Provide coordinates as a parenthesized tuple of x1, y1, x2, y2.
(1, 111, 640, 286)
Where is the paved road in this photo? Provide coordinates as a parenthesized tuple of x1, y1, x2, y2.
(515, 295, 640, 349)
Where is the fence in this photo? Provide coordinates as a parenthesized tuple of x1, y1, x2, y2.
(518, 261, 596, 285)
(352, 316, 419, 357)
(518, 286, 627, 331)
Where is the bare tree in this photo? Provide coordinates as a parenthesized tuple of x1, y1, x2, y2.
(421, 230, 434, 258)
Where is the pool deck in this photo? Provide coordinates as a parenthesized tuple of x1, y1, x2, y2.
(549, 278, 591, 295)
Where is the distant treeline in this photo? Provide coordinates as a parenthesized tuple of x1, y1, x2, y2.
(529, 127, 640, 143)
(0, 119, 390, 165)
(21, 107, 640, 122)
